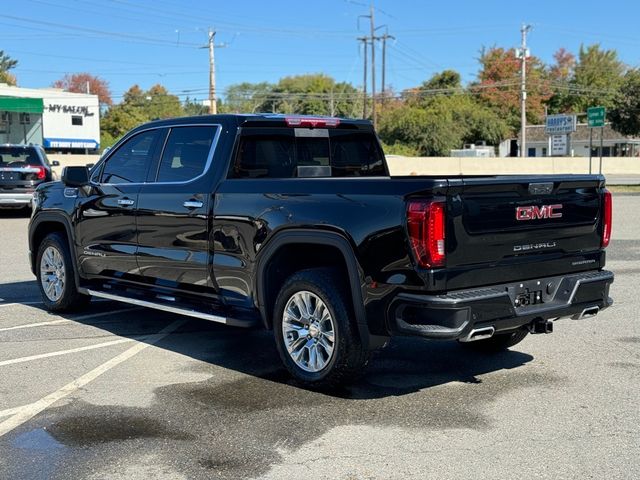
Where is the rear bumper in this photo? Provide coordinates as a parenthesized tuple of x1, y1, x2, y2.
(0, 192, 33, 207)
(389, 270, 614, 340)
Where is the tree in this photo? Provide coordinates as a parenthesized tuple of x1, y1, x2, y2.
(99, 83, 183, 148)
(266, 74, 361, 117)
(101, 104, 147, 145)
(378, 91, 510, 156)
(403, 70, 462, 106)
(610, 68, 640, 136)
(0, 50, 18, 86)
(421, 69, 462, 91)
(475, 46, 551, 131)
(568, 44, 626, 112)
(183, 96, 208, 116)
(144, 84, 183, 120)
(221, 82, 274, 113)
(546, 48, 576, 113)
(52, 73, 113, 105)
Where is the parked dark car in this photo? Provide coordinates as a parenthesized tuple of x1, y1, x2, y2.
(0, 144, 58, 211)
(27, 114, 614, 387)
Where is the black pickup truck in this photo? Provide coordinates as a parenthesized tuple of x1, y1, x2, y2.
(28, 114, 614, 387)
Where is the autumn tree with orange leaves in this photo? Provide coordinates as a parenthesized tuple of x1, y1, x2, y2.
(474, 47, 552, 132)
(52, 73, 113, 105)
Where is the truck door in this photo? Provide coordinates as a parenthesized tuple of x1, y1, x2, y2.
(75, 128, 163, 280)
(135, 125, 220, 296)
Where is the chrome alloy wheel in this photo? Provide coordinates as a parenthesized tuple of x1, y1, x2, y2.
(282, 291, 336, 373)
(40, 246, 66, 302)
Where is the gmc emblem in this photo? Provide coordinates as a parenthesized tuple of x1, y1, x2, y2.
(516, 204, 563, 221)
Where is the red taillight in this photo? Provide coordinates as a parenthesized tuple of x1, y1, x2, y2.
(284, 116, 340, 128)
(602, 189, 612, 248)
(407, 200, 446, 268)
(27, 165, 46, 180)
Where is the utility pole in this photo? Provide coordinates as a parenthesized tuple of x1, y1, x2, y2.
(201, 28, 230, 115)
(369, 4, 377, 129)
(358, 36, 368, 119)
(208, 29, 217, 114)
(380, 32, 395, 101)
(519, 24, 532, 158)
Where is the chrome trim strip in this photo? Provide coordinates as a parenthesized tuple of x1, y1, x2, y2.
(89, 123, 223, 187)
(87, 289, 229, 324)
(0, 167, 42, 173)
(0, 192, 33, 204)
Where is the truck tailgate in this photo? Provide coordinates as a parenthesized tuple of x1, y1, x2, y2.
(444, 175, 606, 290)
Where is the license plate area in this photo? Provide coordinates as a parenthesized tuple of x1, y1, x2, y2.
(506, 278, 557, 308)
(0, 172, 19, 181)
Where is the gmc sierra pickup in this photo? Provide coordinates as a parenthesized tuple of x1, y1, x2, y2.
(28, 114, 614, 387)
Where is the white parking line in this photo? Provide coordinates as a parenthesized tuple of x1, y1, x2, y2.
(0, 338, 135, 367)
(0, 318, 186, 437)
(0, 307, 136, 331)
(0, 301, 42, 308)
(0, 298, 111, 309)
(0, 319, 70, 332)
(0, 404, 33, 418)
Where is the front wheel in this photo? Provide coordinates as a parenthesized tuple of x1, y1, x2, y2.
(36, 232, 91, 312)
(273, 268, 369, 388)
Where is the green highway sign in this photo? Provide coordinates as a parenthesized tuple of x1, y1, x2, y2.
(587, 106, 606, 128)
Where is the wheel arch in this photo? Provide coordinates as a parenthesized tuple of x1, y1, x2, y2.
(255, 229, 372, 347)
(29, 212, 80, 287)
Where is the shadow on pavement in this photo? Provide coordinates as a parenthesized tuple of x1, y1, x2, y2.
(40, 294, 536, 400)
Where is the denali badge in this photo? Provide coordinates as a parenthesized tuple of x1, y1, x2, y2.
(516, 204, 563, 221)
(514, 242, 557, 252)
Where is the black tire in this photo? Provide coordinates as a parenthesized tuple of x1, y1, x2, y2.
(460, 328, 529, 352)
(36, 232, 91, 312)
(273, 268, 369, 388)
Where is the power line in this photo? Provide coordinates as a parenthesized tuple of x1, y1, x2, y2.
(0, 14, 202, 48)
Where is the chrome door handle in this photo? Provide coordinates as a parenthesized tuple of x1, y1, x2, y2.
(183, 200, 203, 209)
(117, 198, 135, 206)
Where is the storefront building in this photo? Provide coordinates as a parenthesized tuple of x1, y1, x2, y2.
(0, 84, 100, 151)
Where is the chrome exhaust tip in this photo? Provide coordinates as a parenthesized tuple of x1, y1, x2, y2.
(459, 326, 495, 343)
(572, 306, 600, 320)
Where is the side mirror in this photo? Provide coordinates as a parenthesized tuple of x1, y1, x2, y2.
(62, 166, 89, 187)
(86, 163, 95, 169)
(51, 160, 60, 167)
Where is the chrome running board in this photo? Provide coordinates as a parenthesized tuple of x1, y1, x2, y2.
(87, 289, 233, 325)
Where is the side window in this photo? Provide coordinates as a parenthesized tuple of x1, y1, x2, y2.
(232, 133, 295, 178)
(100, 130, 160, 184)
(156, 126, 217, 182)
(330, 131, 386, 177)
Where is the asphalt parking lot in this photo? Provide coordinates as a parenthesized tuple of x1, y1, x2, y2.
(0, 196, 638, 480)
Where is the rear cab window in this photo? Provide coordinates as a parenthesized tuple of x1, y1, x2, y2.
(0, 146, 43, 167)
(230, 127, 386, 179)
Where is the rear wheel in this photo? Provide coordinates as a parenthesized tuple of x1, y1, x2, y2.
(460, 328, 528, 352)
(273, 268, 369, 388)
(36, 232, 91, 312)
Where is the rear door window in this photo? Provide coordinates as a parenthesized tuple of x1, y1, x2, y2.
(0, 146, 42, 166)
(155, 126, 217, 182)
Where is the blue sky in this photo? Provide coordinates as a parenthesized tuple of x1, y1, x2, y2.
(2, 0, 639, 104)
